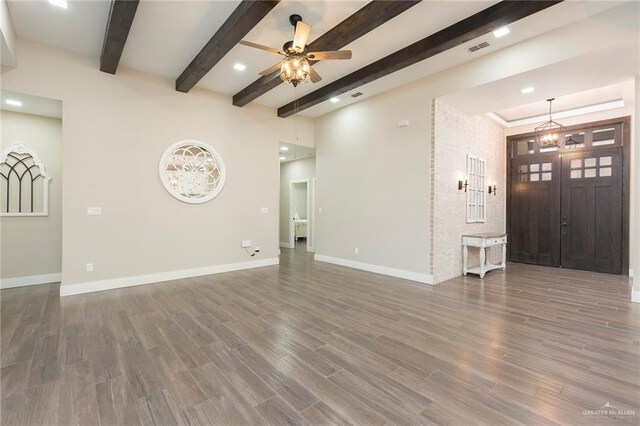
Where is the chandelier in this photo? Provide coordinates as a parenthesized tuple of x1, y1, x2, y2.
(280, 54, 310, 87)
(534, 98, 565, 149)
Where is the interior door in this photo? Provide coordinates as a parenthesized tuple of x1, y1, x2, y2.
(560, 148, 623, 274)
(510, 155, 561, 266)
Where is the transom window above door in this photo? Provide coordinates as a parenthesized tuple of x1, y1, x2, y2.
(511, 123, 622, 158)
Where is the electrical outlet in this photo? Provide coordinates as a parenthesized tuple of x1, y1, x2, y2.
(86, 263, 94, 272)
(241, 240, 252, 248)
(260, 207, 268, 213)
(354, 248, 359, 255)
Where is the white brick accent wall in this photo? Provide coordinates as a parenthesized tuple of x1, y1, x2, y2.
(431, 99, 506, 284)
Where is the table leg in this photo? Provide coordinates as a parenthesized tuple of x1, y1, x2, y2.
(479, 247, 486, 278)
(501, 243, 507, 270)
(463, 245, 468, 276)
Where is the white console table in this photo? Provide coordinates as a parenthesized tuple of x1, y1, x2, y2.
(462, 233, 507, 278)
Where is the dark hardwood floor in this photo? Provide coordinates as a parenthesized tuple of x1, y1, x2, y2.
(1, 246, 639, 425)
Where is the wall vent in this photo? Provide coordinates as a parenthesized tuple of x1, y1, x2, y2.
(468, 41, 490, 53)
(350, 92, 364, 98)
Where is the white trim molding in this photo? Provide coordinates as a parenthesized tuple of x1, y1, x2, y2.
(1, 272, 61, 289)
(632, 287, 640, 304)
(60, 258, 278, 297)
(629, 268, 634, 278)
(279, 241, 293, 248)
(314, 254, 433, 285)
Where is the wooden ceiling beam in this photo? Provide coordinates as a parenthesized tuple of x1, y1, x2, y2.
(277, 0, 563, 118)
(176, 0, 280, 93)
(100, 0, 140, 74)
(232, 0, 422, 108)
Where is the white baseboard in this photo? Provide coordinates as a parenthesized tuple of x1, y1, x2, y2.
(629, 268, 634, 278)
(632, 287, 640, 304)
(1, 273, 61, 289)
(60, 258, 279, 297)
(279, 241, 293, 248)
(314, 254, 433, 285)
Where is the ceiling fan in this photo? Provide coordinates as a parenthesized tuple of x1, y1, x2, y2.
(239, 14, 352, 87)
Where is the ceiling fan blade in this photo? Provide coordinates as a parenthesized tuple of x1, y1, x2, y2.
(292, 21, 311, 53)
(239, 40, 285, 55)
(309, 66, 322, 83)
(307, 50, 352, 61)
(259, 61, 283, 76)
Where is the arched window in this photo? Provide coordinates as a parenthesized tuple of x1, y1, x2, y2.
(0, 143, 51, 216)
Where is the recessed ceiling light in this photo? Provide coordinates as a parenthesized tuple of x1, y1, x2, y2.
(493, 26, 510, 38)
(520, 86, 535, 94)
(5, 99, 22, 107)
(233, 63, 246, 72)
(280, 146, 288, 151)
(279, 156, 286, 161)
(330, 97, 340, 103)
(49, 0, 68, 9)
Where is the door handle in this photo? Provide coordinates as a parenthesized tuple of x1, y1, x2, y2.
(562, 222, 567, 227)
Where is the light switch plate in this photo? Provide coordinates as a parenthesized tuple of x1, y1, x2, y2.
(86, 263, 94, 272)
(260, 207, 268, 213)
(87, 207, 102, 216)
(397, 119, 410, 128)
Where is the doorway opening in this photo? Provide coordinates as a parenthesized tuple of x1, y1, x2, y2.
(279, 143, 315, 255)
(1, 91, 63, 289)
(507, 117, 630, 275)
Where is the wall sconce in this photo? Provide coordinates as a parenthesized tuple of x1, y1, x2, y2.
(488, 184, 497, 195)
(458, 179, 468, 192)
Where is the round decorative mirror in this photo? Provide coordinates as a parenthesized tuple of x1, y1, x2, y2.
(159, 140, 226, 203)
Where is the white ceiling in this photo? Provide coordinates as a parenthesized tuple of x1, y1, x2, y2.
(493, 81, 634, 123)
(5, 0, 638, 118)
(1, 90, 62, 118)
(8, 0, 111, 58)
(440, 39, 639, 115)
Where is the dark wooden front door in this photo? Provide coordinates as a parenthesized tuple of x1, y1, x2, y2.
(560, 148, 623, 274)
(507, 118, 629, 276)
(510, 155, 561, 266)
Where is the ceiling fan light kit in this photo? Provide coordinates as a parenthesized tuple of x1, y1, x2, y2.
(280, 54, 311, 87)
(239, 14, 352, 88)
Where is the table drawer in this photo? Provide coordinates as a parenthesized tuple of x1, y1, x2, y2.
(485, 236, 507, 246)
(462, 235, 507, 247)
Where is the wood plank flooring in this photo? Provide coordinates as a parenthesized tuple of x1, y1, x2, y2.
(2, 246, 639, 425)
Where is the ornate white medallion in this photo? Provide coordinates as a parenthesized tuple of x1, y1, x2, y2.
(159, 140, 226, 204)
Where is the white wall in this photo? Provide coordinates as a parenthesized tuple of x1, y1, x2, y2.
(1, 110, 62, 282)
(279, 156, 315, 248)
(314, 82, 431, 282)
(431, 100, 506, 283)
(1, 40, 313, 295)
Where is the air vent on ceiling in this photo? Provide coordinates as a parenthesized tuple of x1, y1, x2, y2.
(350, 92, 364, 98)
(468, 41, 490, 53)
